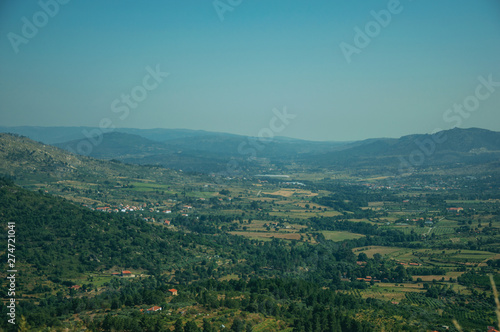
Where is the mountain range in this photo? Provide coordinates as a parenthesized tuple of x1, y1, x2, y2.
(1, 126, 499, 174)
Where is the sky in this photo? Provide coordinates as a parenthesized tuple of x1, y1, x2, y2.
(1, 0, 499, 141)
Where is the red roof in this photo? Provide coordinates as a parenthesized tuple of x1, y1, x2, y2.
(147, 306, 162, 312)
(70, 285, 80, 289)
(122, 270, 132, 274)
(168, 289, 178, 293)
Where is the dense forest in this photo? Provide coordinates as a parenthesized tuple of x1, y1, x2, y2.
(1, 176, 499, 331)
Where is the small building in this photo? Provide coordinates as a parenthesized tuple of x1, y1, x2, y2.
(168, 289, 178, 296)
(69, 285, 80, 290)
(146, 306, 162, 313)
(122, 270, 132, 277)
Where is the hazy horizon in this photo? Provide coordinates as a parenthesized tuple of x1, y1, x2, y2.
(1, 1, 500, 141)
(0, 124, 497, 144)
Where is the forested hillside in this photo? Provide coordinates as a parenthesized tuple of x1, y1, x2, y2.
(0, 177, 473, 331)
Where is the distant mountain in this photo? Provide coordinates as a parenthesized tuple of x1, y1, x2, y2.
(2, 126, 499, 175)
(0, 126, 347, 172)
(0, 125, 340, 145)
(0, 126, 220, 144)
(55, 132, 169, 159)
(52, 130, 345, 173)
(306, 128, 500, 171)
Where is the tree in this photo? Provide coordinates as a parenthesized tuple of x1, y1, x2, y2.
(231, 318, 245, 332)
(18, 315, 30, 332)
(357, 252, 368, 261)
(185, 320, 200, 332)
(395, 265, 407, 281)
(174, 319, 184, 332)
(203, 319, 216, 332)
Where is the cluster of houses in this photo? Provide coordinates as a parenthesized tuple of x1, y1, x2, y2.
(92, 205, 175, 214)
(88, 202, 196, 216)
(90, 204, 145, 213)
(84, 201, 184, 225)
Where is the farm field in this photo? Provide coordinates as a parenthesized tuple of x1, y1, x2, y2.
(352, 246, 408, 259)
(321, 231, 365, 241)
(360, 283, 426, 302)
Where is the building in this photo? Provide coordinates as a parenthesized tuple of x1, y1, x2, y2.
(122, 270, 132, 277)
(147, 306, 162, 313)
(168, 289, 178, 296)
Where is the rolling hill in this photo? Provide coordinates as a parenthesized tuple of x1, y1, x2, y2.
(0, 133, 182, 195)
(303, 127, 500, 172)
(1, 126, 500, 175)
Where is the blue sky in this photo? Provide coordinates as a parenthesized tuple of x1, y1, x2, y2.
(1, 0, 499, 141)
